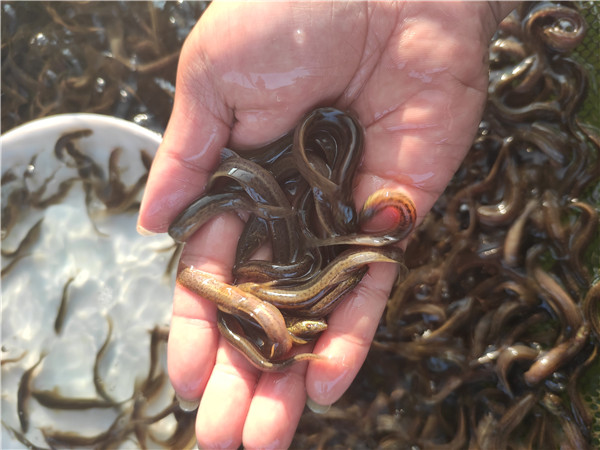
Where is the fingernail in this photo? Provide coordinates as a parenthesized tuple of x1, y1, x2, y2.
(306, 397, 331, 414)
(137, 224, 157, 236)
(176, 393, 200, 411)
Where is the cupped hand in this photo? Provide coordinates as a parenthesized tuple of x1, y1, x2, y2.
(138, 2, 514, 448)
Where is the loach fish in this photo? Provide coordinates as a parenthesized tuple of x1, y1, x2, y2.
(177, 266, 293, 359)
(292, 107, 364, 234)
(233, 214, 270, 266)
(233, 248, 322, 285)
(0, 217, 43, 278)
(41, 411, 130, 448)
(93, 316, 115, 402)
(567, 201, 599, 285)
(1, 421, 48, 450)
(292, 266, 368, 318)
(208, 148, 302, 263)
(169, 191, 291, 244)
(168, 107, 416, 369)
(285, 317, 328, 341)
(147, 407, 196, 449)
(17, 353, 46, 433)
(164, 242, 184, 280)
(307, 190, 417, 247)
(523, 324, 590, 386)
(31, 388, 122, 410)
(53, 129, 93, 163)
(53, 275, 76, 334)
(139, 324, 170, 398)
(1, 350, 28, 366)
(216, 311, 323, 371)
(236, 247, 403, 309)
(1, 217, 44, 259)
(31, 177, 80, 209)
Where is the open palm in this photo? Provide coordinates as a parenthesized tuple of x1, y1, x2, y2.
(138, 2, 513, 448)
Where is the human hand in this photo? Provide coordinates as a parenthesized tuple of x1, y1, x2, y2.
(138, 2, 515, 448)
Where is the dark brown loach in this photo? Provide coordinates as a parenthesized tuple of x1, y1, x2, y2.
(168, 191, 291, 244)
(93, 316, 116, 402)
(53, 275, 76, 335)
(30, 389, 122, 410)
(233, 214, 270, 266)
(171, 107, 414, 370)
(215, 311, 324, 372)
(292, 107, 365, 235)
(523, 323, 590, 386)
(1, 218, 43, 259)
(233, 247, 322, 284)
(41, 412, 131, 448)
(17, 353, 46, 433)
(206, 148, 303, 264)
(236, 247, 404, 310)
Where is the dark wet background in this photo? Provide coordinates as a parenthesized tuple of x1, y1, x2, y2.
(2, 1, 599, 448)
(1, 1, 208, 134)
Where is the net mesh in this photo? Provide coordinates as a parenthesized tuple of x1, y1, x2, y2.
(576, 3, 600, 448)
(574, 2, 599, 127)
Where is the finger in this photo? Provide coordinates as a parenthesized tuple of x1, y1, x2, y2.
(242, 361, 309, 449)
(168, 213, 244, 402)
(172, 210, 262, 448)
(195, 336, 260, 449)
(305, 260, 398, 406)
(138, 32, 232, 234)
(168, 288, 217, 402)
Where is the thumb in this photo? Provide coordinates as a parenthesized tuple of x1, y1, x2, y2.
(138, 37, 231, 234)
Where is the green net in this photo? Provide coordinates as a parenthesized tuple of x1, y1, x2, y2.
(574, 2, 599, 128)
(576, 5, 600, 447)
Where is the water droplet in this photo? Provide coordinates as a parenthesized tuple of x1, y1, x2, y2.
(553, 18, 575, 33)
(30, 32, 48, 46)
(95, 77, 106, 93)
(294, 28, 305, 45)
(133, 113, 149, 125)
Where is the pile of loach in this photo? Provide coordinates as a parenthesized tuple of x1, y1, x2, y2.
(293, 3, 600, 448)
(1, 2, 208, 133)
(170, 108, 416, 371)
